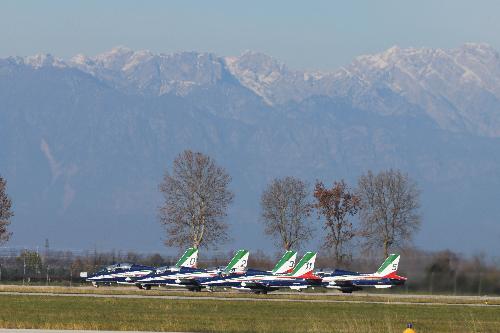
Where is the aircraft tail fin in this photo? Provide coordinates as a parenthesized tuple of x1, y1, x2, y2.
(224, 249, 249, 274)
(375, 254, 400, 277)
(289, 252, 316, 277)
(175, 247, 198, 268)
(272, 250, 297, 274)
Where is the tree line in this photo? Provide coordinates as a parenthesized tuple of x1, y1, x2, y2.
(0, 150, 420, 265)
(158, 150, 421, 264)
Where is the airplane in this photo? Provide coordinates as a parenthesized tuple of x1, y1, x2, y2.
(136, 249, 250, 291)
(201, 251, 321, 294)
(318, 253, 406, 293)
(82, 247, 198, 287)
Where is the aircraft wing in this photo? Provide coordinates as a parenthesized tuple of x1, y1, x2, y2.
(241, 281, 268, 288)
(329, 279, 355, 287)
(173, 278, 200, 286)
(324, 279, 364, 293)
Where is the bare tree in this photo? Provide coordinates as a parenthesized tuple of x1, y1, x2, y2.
(261, 177, 313, 250)
(0, 175, 13, 245)
(357, 169, 421, 258)
(159, 150, 234, 249)
(313, 180, 360, 265)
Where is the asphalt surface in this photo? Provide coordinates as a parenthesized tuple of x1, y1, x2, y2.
(1, 290, 499, 307)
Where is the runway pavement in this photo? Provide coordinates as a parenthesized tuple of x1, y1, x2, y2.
(1, 290, 499, 307)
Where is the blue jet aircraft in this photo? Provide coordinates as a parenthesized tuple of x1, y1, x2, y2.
(136, 249, 250, 291)
(82, 247, 198, 287)
(201, 251, 321, 294)
(318, 254, 406, 293)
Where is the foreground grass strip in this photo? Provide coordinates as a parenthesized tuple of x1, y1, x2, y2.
(0, 295, 499, 333)
(1, 284, 499, 305)
(2, 291, 500, 309)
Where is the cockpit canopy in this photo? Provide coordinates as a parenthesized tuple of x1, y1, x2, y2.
(109, 263, 133, 271)
(96, 263, 133, 274)
(153, 266, 180, 274)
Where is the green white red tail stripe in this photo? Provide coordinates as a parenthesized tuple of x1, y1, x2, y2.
(289, 252, 316, 277)
(375, 254, 400, 277)
(272, 250, 297, 274)
(175, 248, 198, 268)
(224, 249, 249, 274)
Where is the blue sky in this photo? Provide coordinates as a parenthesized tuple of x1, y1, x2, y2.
(1, 0, 499, 70)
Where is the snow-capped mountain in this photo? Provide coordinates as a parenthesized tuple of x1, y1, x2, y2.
(332, 43, 500, 137)
(224, 50, 330, 105)
(225, 44, 500, 137)
(16, 43, 500, 137)
(1, 45, 500, 253)
(69, 47, 227, 96)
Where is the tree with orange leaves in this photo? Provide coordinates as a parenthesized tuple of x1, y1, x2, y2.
(314, 180, 360, 265)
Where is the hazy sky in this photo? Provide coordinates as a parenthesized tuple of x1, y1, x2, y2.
(1, 0, 499, 70)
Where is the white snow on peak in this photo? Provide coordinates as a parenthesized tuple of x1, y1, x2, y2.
(102, 46, 134, 57)
(461, 42, 494, 53)
(122, 50, 155, 72)
(70, 54, 91, 65)
(7, 44, 500, 136)
(92, 46, 135, 70)
(25, 54, 66, 69)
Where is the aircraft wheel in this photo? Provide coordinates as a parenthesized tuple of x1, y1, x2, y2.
(144, 285, 151, 290)
(261, 290, 268, 295)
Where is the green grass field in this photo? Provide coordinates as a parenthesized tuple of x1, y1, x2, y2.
(1, 284, 500, 305)
(0, 294, 499, 333)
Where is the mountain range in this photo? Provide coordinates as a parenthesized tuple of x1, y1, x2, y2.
(1, 43, 499, 254)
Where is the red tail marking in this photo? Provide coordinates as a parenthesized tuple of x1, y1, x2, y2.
(296, 271, 321, 280)
(385, 271, 407, 280)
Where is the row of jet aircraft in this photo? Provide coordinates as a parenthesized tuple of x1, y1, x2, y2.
(80, 249, 406, 294)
